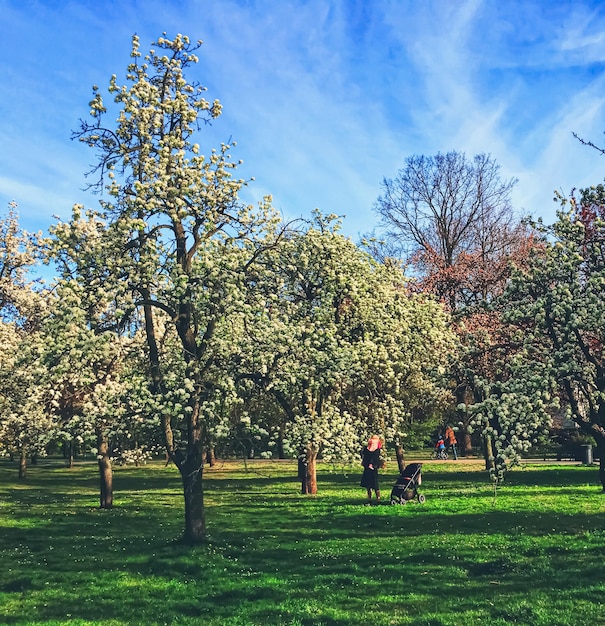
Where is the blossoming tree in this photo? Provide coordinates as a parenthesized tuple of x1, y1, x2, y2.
(236, 214, 454, 492)
(496, 186, 605, 489)
(0, 205, 51, 478)
(66, 33, 286, 542)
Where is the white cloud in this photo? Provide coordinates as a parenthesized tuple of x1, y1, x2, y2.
(2, 0, 605, 241)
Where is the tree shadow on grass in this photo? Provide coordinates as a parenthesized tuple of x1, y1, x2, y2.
(2, 487, 604, 626)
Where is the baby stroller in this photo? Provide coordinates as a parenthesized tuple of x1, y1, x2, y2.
(390, 463, 425, 505)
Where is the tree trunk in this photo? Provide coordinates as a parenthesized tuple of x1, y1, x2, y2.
(18, 453, 27, 480)
(455, 385, 474, 457)
(140, 292, 207, 543)
(177, 450, 206, 544)
(64, 440, 74, 468)
(298, 455, 307, 493)
(595, 438, 605, 492)
(97, 434, 113, 509)
(300, 445, 318, 495)
(207, 447, 216, 467)
(462, 430, 473, 456)
(483, 434, 495, 471)
(394, 442, 406, 473)
(277, 429, 286, 459)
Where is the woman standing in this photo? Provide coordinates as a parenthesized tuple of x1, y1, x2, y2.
(360, 435, 382, 504)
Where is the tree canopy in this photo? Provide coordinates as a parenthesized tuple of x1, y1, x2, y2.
(64, 33, 288, 542)
(492, 186, 605, 488)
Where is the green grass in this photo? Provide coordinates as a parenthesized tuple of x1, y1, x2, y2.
(1, 458, 604, 625)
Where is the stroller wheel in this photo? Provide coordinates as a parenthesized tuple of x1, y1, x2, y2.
(418, 494, 426, 504)
(390, 497, 398, 505)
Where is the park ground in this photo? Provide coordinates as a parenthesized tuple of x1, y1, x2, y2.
(1, 456, 604, 625)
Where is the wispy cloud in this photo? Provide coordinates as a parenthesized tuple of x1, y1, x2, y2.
(1, 0, 605, 241)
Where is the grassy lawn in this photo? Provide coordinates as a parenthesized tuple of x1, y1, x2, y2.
(1, 458, 604, 625)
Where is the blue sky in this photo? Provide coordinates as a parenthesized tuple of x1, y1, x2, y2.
(2, 0, 605, 242)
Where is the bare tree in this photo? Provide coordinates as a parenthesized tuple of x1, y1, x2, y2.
(375, 152, 532, 458)
(374, 151, 522, 308)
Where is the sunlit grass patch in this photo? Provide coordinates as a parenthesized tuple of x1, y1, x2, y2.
(1, 458, 604, 625)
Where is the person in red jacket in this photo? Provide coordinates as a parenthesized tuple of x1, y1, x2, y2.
(445, 425, 458, 460)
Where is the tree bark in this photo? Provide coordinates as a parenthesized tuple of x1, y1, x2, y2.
(394, 442, 406, 473)
(63, 440, 74, 468)
(18, 453, 26, 480)
(301, 445, 318, 495)
(483, 434, 495, 471)
(462, 431, 473, 456)
(167, 393, 207, 544)
(140, 291, 207, 542)
(277, 429, 286, 459)
(455, 386, 474, 456)
(177, 450, 206, 544)
(298, 455, 307, 493)
(97, 433, 113, 509)
(595, 438, 605, 492)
